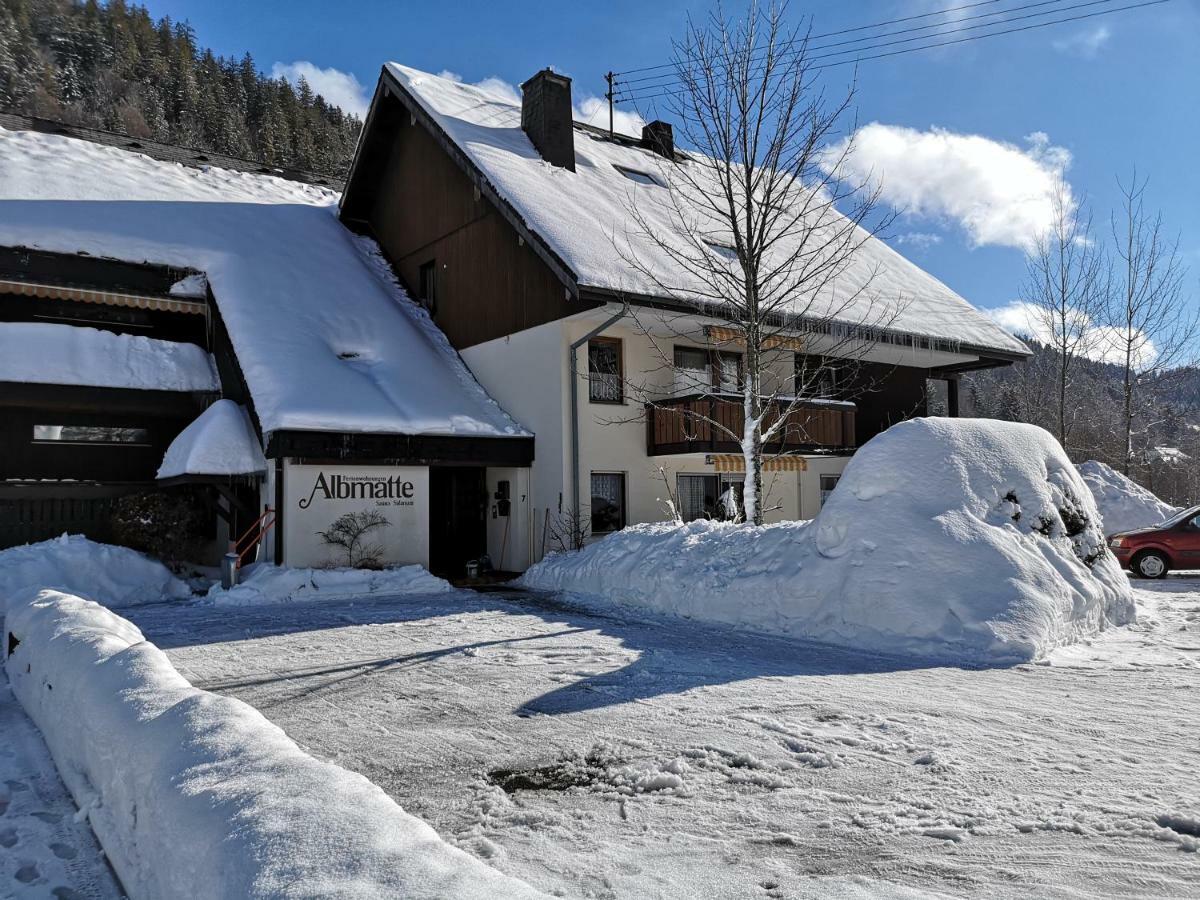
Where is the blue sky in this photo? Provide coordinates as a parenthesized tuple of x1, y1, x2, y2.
(143, 0, 1199, 320)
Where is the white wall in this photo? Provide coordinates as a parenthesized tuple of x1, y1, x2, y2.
(462, 320, 570, 562)
(485, 466, 531, 572)
(462, 307, 978, 567)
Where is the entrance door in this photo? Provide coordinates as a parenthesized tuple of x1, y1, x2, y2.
(429, 467, 487, 576)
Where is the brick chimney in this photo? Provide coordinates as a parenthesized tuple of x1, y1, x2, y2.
(641, 120, 674, 159)
(521, 69, 575, 171)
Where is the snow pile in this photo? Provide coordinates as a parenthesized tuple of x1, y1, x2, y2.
(208, 563, 453, 607)
(157, 400, 266, 479)
(0, 125, 528, 439)
(0, 535, 189, 613)
(386, 65, 1027, 357)
(1077, 460, 1179, 535)
(522, 419, 1135, 663)
(0, 321, 217, 392)
(2, 590, 545, 899)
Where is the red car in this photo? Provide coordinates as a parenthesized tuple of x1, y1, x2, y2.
(1109, 505, 1200, 578)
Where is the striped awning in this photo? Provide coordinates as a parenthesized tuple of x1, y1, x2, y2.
(706, 453, 808, 472)
(0, 278, 207, 315)
(706, 324, 805, 352)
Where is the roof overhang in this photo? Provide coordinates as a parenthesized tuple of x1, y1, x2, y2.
(266, 429, 534, 467)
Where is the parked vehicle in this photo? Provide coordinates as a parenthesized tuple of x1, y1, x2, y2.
(1108, 505, 1200, 578)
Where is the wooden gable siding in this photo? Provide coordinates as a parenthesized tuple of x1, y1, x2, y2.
(362, 106, 596, 349)
(844, 363, 929, 446)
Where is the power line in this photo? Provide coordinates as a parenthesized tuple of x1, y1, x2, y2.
(612, 0, 1014, 77)
(614, 0, 1169, 105)
(617, 0, 1077, 91)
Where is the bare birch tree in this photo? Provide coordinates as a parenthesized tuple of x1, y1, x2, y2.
(617, 1, 897, 525)
(1105, 173, 1197, 473)
(1022, 178, 1106, 451)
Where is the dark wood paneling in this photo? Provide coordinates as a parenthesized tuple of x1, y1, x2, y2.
(0, 405, 193, 482)
(267, 430, 534, 466)
(360, 103, 595, 348)
(646, 396, 856, 456)
(843, 363, 929, 446)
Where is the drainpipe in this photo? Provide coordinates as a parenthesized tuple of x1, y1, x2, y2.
(568, 308, 626, 523)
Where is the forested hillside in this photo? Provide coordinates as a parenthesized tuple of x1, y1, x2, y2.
(961, 340, 1200, 505)
(0, 0, 362, 174)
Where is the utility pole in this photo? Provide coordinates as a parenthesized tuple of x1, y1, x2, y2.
(604, 71, 615, 138)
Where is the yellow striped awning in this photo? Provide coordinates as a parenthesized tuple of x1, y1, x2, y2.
(706, 325, 805, 352)
(0, 278, 208, 315)
(706, 453, 807, 472)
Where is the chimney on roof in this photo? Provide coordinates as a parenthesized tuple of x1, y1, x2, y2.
(641, 120, 674, 159)
(521, 69, 575, 171)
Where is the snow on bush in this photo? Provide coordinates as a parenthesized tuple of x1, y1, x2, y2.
(2, 589, 545, 899)
(522, 419, 1135, 663)
(0, 534, 189, 613)
(208, 563, 453, 607)
(1076, 459, 1180, 535)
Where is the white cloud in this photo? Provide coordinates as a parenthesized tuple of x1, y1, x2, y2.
(988, 300, 1157, 368)
(438, 70, 646, 137)
(271, 61, 369, 118)
(820, 123, 1074, 252)
(893, 231, 943, 251)
(1052, 25, 1112, 58)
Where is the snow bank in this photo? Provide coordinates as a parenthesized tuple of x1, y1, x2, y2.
(1077, 460, 1179, 535)
(2, 590, 544, 899)
(208, 563, 453, 607)
(0, 535, 189, 613)
(522, 419, 1135, 663)
(157, 399, 266, 479)
(0, 321, 217, 392)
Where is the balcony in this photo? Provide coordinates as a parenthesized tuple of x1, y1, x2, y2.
(645, 394, 856, 456)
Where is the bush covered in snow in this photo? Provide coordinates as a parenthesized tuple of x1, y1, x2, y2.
(110, 489, 208, 567)
(0, 534, 190, 612)
(207, 563, 453, 607)
(1077, 460, 1180, 535)
(2, 589, 544, 899)
(522, 419, 1135, 663)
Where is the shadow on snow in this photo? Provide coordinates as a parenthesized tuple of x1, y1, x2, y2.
(123, 587, 997, 717)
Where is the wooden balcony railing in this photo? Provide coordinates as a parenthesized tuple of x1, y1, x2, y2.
(645, 394, 856, 456)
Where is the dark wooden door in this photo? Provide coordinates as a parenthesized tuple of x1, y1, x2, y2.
(429, 467, 487, 576)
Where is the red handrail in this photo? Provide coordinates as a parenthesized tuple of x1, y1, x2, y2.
(231, 506, 275, 568)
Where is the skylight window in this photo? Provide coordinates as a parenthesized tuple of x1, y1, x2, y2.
(706, 241, 739, 261)
(613, 165, 661, 187)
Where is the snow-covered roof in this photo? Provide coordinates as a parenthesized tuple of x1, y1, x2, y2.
(0, 321, 218, 392)
(157, 400, 267, 480)
(383, 64, 1029, 359)
(0, 126, 529, 439)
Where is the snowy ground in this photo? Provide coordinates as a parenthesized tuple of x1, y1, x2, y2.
(0, 672, 124, 899)
(121, 578, 1200, 899)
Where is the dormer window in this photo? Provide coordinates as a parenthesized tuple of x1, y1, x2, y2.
(613, 165, 661, 187)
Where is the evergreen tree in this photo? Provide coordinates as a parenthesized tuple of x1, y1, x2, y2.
(0, 0, 362, 174)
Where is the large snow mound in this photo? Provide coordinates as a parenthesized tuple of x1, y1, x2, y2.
(2, 590, 545, 899)
(0, 321, 218, 392)
(207, 563, 453, 607)
(157, 399, 266, 479)
(0, 535, 189, 613)
(0, 125, 528, 439)
(522, 419, 1135, 663)
(1077, 460, 1180, 535)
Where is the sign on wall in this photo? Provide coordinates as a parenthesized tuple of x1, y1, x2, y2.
(283, 463, 429, 569)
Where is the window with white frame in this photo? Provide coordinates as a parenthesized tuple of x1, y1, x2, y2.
(819, 474, 841, 507)
(590, 472, 626, 534)
(677, 473, 743, 522)
(588, 337, 623, 403)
